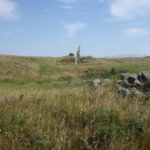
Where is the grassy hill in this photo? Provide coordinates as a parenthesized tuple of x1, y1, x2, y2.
(0, 55, 150, 150)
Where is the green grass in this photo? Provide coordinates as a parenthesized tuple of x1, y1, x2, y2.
(0, 55, 150, 150)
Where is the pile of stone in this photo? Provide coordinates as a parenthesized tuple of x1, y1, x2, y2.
(117, 71, 150, 97)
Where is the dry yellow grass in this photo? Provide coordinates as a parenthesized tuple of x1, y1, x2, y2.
(0, 56, 150, 150)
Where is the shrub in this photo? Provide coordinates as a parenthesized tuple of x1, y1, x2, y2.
(68, 53, 74, 57)
(85, 109, 126, 149)
(126, 117, 146, 136)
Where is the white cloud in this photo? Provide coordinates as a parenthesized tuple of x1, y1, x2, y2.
(0, 0, 18, 20)
(64, 22, 86, 37)
(110, 0, 150, 20)
(125, 27, 150, 37)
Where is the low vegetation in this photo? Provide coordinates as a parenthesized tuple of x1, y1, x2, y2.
(0, 55, 150, 150)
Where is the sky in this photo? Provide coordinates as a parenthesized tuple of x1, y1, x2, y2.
(0, 0, 150, 57)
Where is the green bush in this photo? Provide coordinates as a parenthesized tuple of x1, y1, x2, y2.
(126, 117, 146, 136)
(84, 109, 126, 149)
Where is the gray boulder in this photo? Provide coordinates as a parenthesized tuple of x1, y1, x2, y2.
(101, 79, 112, 86)
(138, 71, 150, 82)
(137, 73, 143, 82)
(135, 79, 142, 88)
(120, 73, 131, 80)
(120, 73, 137, 82)
(117, 86, 143, 98)
(117, 80, 122, 84)
(87, 78, 112, 88)
(120, 80, 136, 88)
(87, 79, 102, 88)
(130, 88, 143, 97)
(141, 71, 150, 81)
(142, 79, 150, 92)
(117, 71, 150, 98)
(127, 75, 137, 84)
(118, 85, 130, 97)
(121, 79, 131, 88)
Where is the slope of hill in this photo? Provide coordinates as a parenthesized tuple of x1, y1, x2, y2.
(0, 55, 150, 150)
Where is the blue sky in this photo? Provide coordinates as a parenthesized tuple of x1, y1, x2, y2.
(0, 0, 150, 57)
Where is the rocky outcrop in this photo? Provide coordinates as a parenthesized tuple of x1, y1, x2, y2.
(86, 71, 150, 98)
(117, 71, 150, 97)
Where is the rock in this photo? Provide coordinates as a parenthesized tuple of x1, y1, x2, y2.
(142, 79, 150, 92)
(93, 79, 102, 88)
(87, 79, 102, 88)
(135, 79, 142, 88)
(75, 45, 81, 65)
(138, 71, 150, 83)
(141, 71, 150, 81)
(118, 86, 130, 97)
(87, 78, 112, 88)
(120, 73, 130, 80)
(137, 73, 143, 82)
(120, 73, 137, 85)
(120, 81, 139, 89)
(117, 80, 122, 84)
(120, 73, 137, 81)
(127, 75, 137, 84)
(130, 88, 143, 97)
(117, 71, 150, 98)
(117, 86, 143, 98)
(120, 79, 132, 88)
(101, 79, 112, 86)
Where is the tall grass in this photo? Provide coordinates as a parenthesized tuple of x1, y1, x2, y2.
(0, 87, 149, 150)
(0, 56, 150, 149)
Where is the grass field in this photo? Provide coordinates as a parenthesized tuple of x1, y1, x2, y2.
(0, 55, 150, 150)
